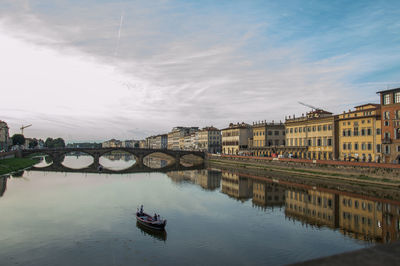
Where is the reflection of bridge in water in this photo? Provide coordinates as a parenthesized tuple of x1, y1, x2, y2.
(23, 147, 205, 174)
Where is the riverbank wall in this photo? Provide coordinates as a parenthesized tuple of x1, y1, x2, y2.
(207, 154, 400, 181)
(0, 151, 17, 160)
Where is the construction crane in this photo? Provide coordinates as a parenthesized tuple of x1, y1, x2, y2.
(20, 124, 32, 135)
(298, 102, 323, 111)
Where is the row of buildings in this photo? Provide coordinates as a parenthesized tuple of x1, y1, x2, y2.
(104, 88, 400, 164)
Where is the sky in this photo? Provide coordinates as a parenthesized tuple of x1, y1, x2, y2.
(1, 0, 400, 142)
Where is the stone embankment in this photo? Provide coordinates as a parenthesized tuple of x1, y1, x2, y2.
(207, 154, 400, 187)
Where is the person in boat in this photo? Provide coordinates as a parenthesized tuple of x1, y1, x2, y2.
(158, 215, 160, 221)
(154, 213, 157, 221)
(140, 205, 143, 215)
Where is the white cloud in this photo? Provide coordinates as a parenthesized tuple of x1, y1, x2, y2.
(0, 2, 380, 141)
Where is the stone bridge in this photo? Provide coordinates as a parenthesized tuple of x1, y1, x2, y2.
(22, 148, 205, 173)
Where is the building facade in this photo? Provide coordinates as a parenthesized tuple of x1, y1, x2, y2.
(337, 104, 382, 162)
(168, 127, 199, 150)
(285, 110, 338, 160)
(377, 88, 400, 163)
(198, 126, 221, 154)
(250, 121, 285, 156)
(0, 121, 10, 151)
(221, 122, 252, 155)
(102, 139, 122, 148)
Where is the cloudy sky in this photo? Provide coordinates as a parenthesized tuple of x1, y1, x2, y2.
(1, 0, 400, 142)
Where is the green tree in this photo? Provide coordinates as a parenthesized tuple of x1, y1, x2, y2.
(44, 137, 65, 148)
(29, 138, 38, 149)
(53, 138, 65, 148)
(12, 134, 25, 146)
(45, 138, 54, 148)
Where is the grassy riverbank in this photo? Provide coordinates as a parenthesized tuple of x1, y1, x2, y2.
(0, 158, 39, 175)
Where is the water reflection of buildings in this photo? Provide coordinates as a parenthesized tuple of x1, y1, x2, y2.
(144, 157, 168, 168)
(169, 167, 400, 243)
(285, 189, 338, 228)
(0, 176, 8, 197)
(284, 186, 400, 243)
(252, 181, 285, 210)
(221, 172, 253, 202)
(103, 153, 136, 162)
(166, 170, 221, 191)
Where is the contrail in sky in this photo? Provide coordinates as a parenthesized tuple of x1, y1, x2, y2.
(114, 11, 124, 56)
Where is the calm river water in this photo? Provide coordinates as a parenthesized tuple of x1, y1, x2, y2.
(0, 155, 399, 265)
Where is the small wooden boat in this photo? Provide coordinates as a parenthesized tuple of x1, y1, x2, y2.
(136, 211, 167, 231)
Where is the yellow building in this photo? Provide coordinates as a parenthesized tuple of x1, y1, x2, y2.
(338, 104, 382, 162)
(285, 110, 337, 160)
(251, 121, 285, 156)
(221, 122, 252, 155)
(339, 195, 383, 242)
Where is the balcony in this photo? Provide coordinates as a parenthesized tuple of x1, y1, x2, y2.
(382, 137, 392, 144)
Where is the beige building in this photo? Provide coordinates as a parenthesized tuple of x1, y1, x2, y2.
(338, 104, 382, 162)
(285, 110, 338, 160)
(102, 139, 122, 148)
(0, 121, 10, 151)
(221, 122, 252, 155)
(198, 126, 221, 153)
(168, 127, 199, 150)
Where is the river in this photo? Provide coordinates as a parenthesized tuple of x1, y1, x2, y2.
(0, 154, 398, 265)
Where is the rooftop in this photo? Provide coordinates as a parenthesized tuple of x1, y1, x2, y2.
(376, 87, 400, 94)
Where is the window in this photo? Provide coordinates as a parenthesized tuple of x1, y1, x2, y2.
(343, 130, 346, 137)
(318, 125, 321, 131)
(274, 131, 279, 136)
(290, 128, 293, 133)
(347, 129, 352, 136)
(323, 125, 327, 131)
(328, 125, 332, 130)
(354, 143, 359, 150)
(268, 131, 272, 135)
(397, 110, 400, 119)
(361, 129, 366, 136)
(312, 126, 316, 132)
(385, 145, 390, 154)
(353, 128, 359, 136)
(384, 121, 390, 126)
(294, 128, 298, 133)
(367, 128, 372, 136)
(384, 111, 390, 120)
(317, 139, 321, 146)
(376, 128, 381, 135)
(367, 143, 372, 150)
(362, 143, 366, 150)
(327, 138, 332, 146)
(377, 144, 381, 153)
(347, 143, 352, 150)
(299, 127, 302, 133)
(396, 92, 400, 103)
(384, 94, 390, 105)
(384, 132, 390, 139)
